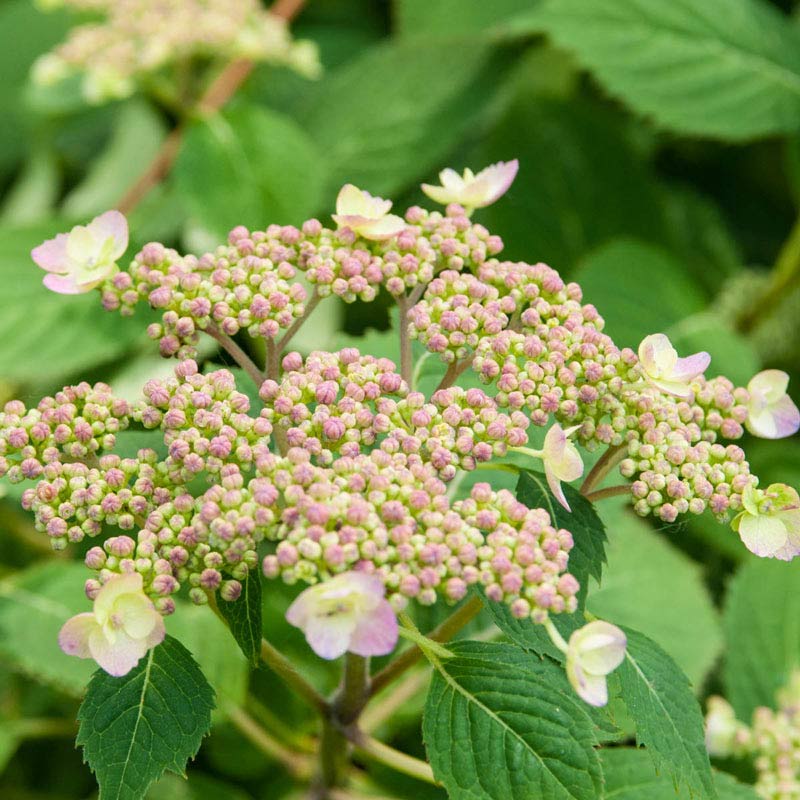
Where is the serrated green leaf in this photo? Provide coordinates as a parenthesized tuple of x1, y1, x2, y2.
(423, 640, 603, 800)
(0, 560, 96, 695)
(589, 499, 723, 687)
(175, 105, 327, 240)
(77, 635, 214, 800)
(217, 572, 263, 667)
(0, 221, 145, 384)
(526, 0, 800, 140)
(617, 627, 716, 799)
(516, 469, 607, 606)
(601, 747, 759, 800)
(299, 37, 510, 197)
(722, 559, 800, 720)
(395, 0, 537, 38)
(575, 239, 707, 349)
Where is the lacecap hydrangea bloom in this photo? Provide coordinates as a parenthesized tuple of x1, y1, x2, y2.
(9, 159, 799, 704)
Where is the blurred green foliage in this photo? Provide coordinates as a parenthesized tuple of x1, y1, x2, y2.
(1, 0, 800, 797)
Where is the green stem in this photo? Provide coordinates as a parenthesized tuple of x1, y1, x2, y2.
(583, 484, 632, 504)
(397, 613, 453, 660)
(353, 733, 438, 786)
(509, 445, 544, 461)
(579, 443, 627, 496)
(738, 212, 800, 333)
(226, 705, 311, 778)
(433, 356, 471, 393)
(333, 654, 370, 725)
(205, 323, 263, 388)
(259, 637, 328, 714)
(411, 350, 433, 391)
(543, 618, 569, 654)
(369, 594, 483, 696)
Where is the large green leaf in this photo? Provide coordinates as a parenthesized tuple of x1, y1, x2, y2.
(0, 560, 96, 695)
(174, 105, 327, 240)
(476, 97, 670, 267)
(575, 239, 707, 349)
(217, 572, 263, 667)
(77, 635, 214, 800)
(299, 37, 511, 197)
(525, 0, 800, 140)
(423, 641, 603, 800)
(0, 222, 145, 385)
(395, 0, 537, 38)
(617, 627, 716, 799)
(516, 469, 607, 603)
(722, 558, 800, 720)
(601, 747, 759, 800)
(589, 499, 723, 687)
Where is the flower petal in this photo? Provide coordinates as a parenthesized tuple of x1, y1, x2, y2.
(569, 621, 627, 675)
(94, 572, 145, 621)
(336, 184, 368, 217)
(355, 214, 407, 241)
(42, 272, 83, 294)
(737, 513, 787, 558)
(748, 394, 800, 439)
(748, 369, 790, 405)
(420, 183, 457, 206)
(88, 628, 148, 677)
(671, 351, 711, 382)
(349, 599, 399, 657)
(118, 593, 160, 639)
(473, 159, 518, 206)
(58, 613, 98, 659)
(303, 614, 357, 660)
(545, 462, 571, 512)
(566, 656, 609, 707)
(87, 210, 128, 260)
(31, 233, 69, 273)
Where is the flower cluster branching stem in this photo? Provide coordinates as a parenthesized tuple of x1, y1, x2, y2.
(579, 443, 628, 496)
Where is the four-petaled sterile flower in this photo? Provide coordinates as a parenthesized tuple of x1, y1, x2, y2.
(565, 620, 627, 707)
(731, 483, 800, 560)
(421, 160, 519, 213)
(745, 369, 800, 440)
(58, 572, 165, 677)
(541, 423, 584, 511)
(637, 333, 710, 398)
(32, 210, 128, 294)
(331, 184, 407, 241)
(286, 571, 399, 660)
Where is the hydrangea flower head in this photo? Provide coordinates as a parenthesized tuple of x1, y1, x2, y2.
(745, 369, 800, 439)
(32, 210, 128, 294)
(637, 333, 710, 398)
(732, 482, 800, 560)
(565, 620, 626, 707)
(286, 571, 398, 660)
(542, 423, 584, 511)
(331, 184, 406, 241)
(421, 160, 519, 212)
(58, 572, 165, 676)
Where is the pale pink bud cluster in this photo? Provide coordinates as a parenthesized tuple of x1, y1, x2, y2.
(705, 673, 800, 800)
(33, 0, 319, 104)
(137, 359, 272, 479)
(260, 451, 578, 624)
(0, 383, 131, 482)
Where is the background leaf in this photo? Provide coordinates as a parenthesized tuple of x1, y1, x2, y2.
(217, 572, 263, 667)
(526, 0, 800, 140)
(617, 627, 716, 799)
(423, 641, 603, 800)
(77, 635, 214, 800)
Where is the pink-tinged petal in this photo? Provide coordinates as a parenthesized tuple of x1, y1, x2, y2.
(118, 593, 159, 639)
(637, 333, 673, 374)
(566, 657, 608, 707)
(748, 369, 790, 405)
(335, 184, 366, 217)
(144, 614, 166, 649)
(303, 615, 357, 660)
(439, 168, 466, 190)
(32, 233, 69, 272)
(58, 613, 98, 659)
(672, 351, 711, 382)
(475, 159, 518, 206)
(545, 462, 571, 512)
(87, 210, 128, 260)
(420, 183, 458, 206)
(42, 272, 82, 295)
(285, 588, 314, 629)
(331, 213, 370, 230)
(737, 513, 787, 558)
(748, 394, 800, 439)
(355, 215, 407, 241)
(94, 572, 144, 620)
(349, 599, 399, 657)
(88, 628, 148, 677)
(647, 376, 695, 399)
(543, 424, 584, 485)
(569, 621, 626, 675)
(342, 570, 387, 600)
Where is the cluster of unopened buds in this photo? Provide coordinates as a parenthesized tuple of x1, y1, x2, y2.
(706, 674, 800, 799)
(3, 158, 798, 711)
(31, 0, 320, 104)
